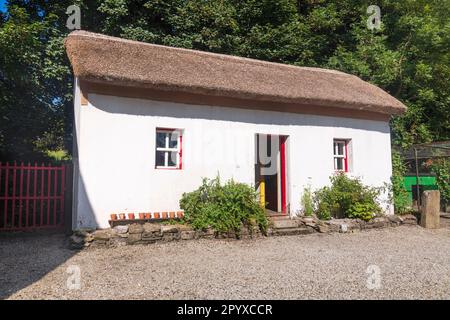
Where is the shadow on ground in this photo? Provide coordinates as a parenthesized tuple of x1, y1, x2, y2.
(0, 232, 75, 299)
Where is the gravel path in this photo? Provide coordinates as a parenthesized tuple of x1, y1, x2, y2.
(1, 225, 449, 300)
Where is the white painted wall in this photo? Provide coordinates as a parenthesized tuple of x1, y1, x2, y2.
(73, 83, 394, 229)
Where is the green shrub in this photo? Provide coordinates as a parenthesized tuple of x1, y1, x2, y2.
(180, 176, 268, 235)
(314, 173, 382, 221)
(390, 151, 410, 214)
(348, 202, 379, 221)
(427, 158, 450, 209)
(301, 186, 314, 216)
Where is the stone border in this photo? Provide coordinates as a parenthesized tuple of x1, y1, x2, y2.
(69, 214, 418, 249)
(293, 214, 418, 234)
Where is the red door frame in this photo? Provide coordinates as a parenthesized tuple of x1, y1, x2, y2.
(279, 136, 287, 214)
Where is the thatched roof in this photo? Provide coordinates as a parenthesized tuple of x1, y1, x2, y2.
(65, 31, 406, 116)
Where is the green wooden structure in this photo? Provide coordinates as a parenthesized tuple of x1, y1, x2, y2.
(398, 141, 449, 208)
(403, 175, 438, 205)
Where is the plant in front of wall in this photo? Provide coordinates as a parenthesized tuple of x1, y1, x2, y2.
(314, 173, 382, 221)
(301, 185, 314, 217)
(426, 158, 450, 209)
(347, 202, 380, 221)
(180, 176, 268, 236)
(390, 151, 411, 214)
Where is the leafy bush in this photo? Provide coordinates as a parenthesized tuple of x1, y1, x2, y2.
(314, 173, 382, 221)
(426, 158, 450, 208)
(348, 202, 380, 221)
(180, 176, 268, 235)
(390, 151, 411, 214)
(300, 186, 314, 216)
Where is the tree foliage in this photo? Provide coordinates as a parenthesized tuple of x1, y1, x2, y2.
(0, 0, 448, 160)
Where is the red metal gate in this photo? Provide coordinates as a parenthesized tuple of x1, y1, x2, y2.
(0, 162, 69, 231)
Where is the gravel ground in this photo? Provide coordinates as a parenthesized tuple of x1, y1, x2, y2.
(1, 225, 449, 300)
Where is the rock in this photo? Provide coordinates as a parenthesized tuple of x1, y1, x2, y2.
(364, 221, 386, 229)
(176, 224, 193, 232)
(420, 190, 440, 229)
(305, 222, 318, 230)
(142, 223, 162, 240)
(402, 214, 418, 225)
(216, 232, 228, 239)
(323, 221, 340, 233)
(272, 219, 298, 229)
(339, 224, 348, 233)
(84, 233, 94, 242)
(317, 224, 330, 233)
(93, 230, 111, 241)
(300, 217, 318, 225)
(128, 223, 144, 234)
(240, 226, 250, 236)
(143, 223, 161, 233)
(90, 240, 108, 248)
(181, 231, 195, 240)
(387, 215, 402, 225)
(127, 233, 142, 244)
(116, 233, 129, 238)
(68, 234, 85, 249)
(113, 225, 129, 234)
(70, 234, 84, 245)
(162, 232, 180, 242)
(197, 228, 214, 239)
(161, 225, 178, 234)
(74, 229, 95, 237)
(110, 237, 127, 247)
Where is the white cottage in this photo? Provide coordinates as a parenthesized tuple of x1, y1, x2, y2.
(65, 31, 406, 230)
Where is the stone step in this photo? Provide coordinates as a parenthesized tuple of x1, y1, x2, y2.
(272, 227, 314, 236)
(271, 219, 298, 229)
(269, 215, 291, 221)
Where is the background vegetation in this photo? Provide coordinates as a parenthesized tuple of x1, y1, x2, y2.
(0, 1, 448, 167)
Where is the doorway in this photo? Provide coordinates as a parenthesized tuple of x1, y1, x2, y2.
(255, 134, 287, 214)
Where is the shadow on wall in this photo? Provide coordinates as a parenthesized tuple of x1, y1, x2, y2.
(0, 174, 97, 299)
(90, 94, 390, 134)
(73, 172, 100, 229)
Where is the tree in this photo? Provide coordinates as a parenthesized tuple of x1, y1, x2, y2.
(0, 0, 448, 161)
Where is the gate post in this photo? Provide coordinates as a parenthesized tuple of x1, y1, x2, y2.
(420, 190, 440, 229)
(64, 163, 74, 235)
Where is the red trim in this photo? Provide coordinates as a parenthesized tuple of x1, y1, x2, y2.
(156, 127, 178, 132)
(344, 141, 348, 172)
(179, 133, 183, 170)
(280, 136, 287, 214)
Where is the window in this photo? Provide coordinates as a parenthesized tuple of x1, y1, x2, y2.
(155, 128, 182, 169)
(333, 139, 349, 172)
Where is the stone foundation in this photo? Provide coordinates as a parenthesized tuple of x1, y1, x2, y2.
(69, 214, 418, 249)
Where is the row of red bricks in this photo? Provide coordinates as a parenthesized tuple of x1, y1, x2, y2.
(110, 211, 184, 221)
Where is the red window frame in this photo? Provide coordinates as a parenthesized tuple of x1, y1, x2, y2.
(333, 139, 349, 172)
(155, 128, 183, 170)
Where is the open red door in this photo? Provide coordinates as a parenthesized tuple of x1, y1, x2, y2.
(280, 136, 287, 214)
